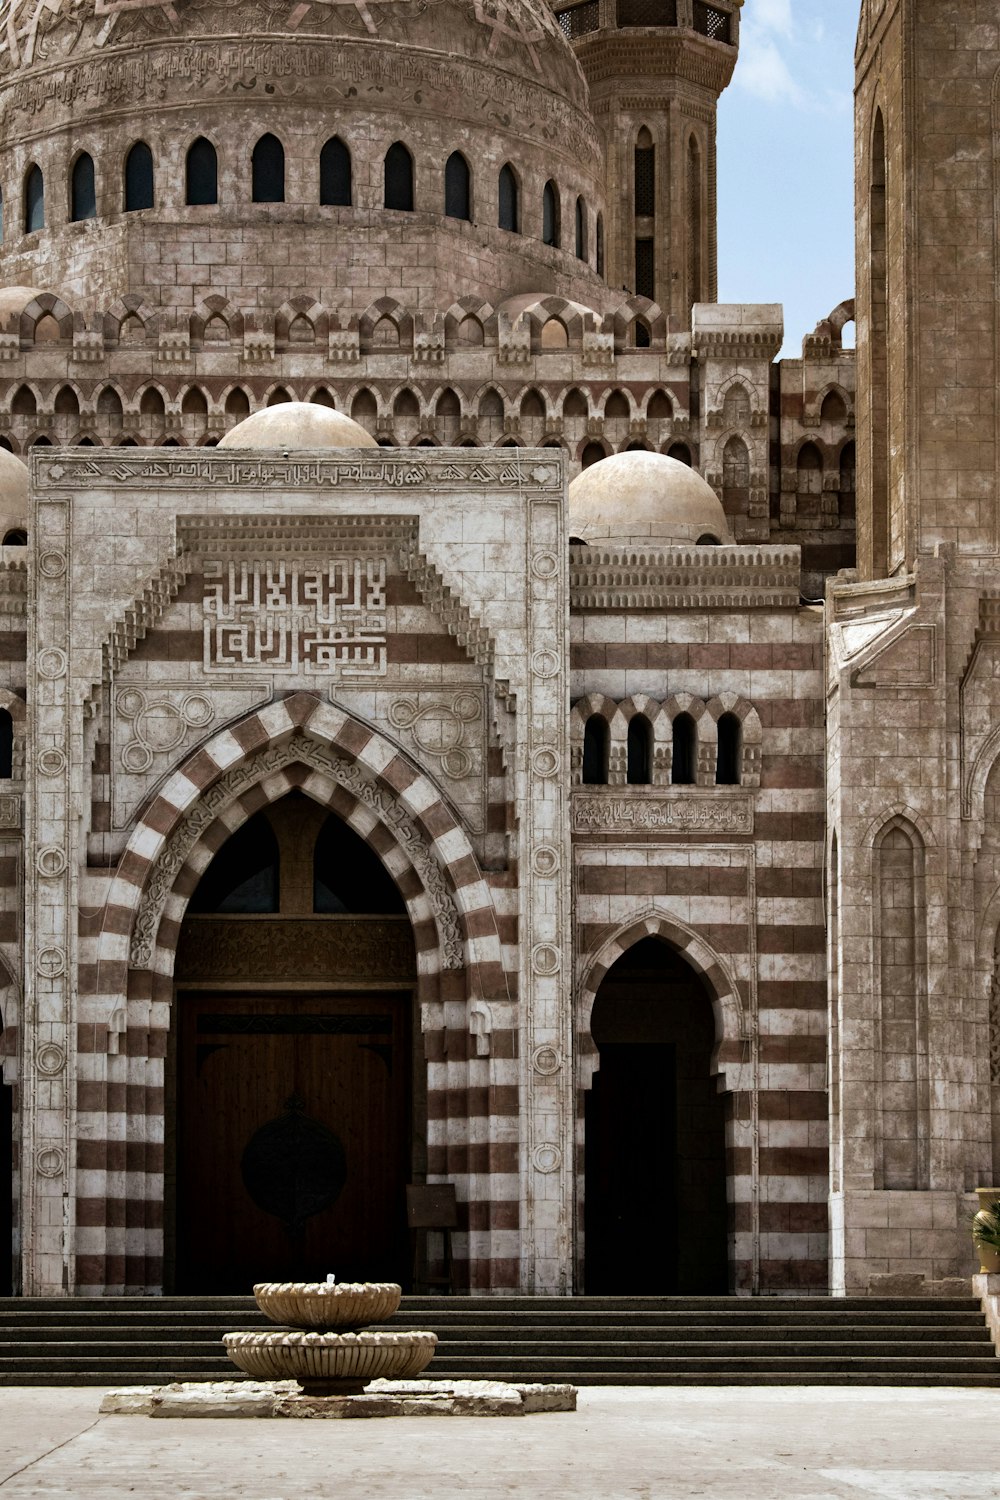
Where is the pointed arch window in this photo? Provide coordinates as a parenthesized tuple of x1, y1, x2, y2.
(314, 815, 406, 914)
(716, 713, 741, 785)
(634, 131, 655, 218)
(627, 715, 652, 785)
(186, 137, 218, 206)
(542, 180, 559, 247)
(124, 142, 154, 212)
(384, 142, 414, 211)
(687, 134, 703, 304)
(252, 134, 285, 203)
(582, 715, 609, 786)
(320, 136, 352, 206)
(595, 212, 604, 277)
(70, 153, 96, 222)
(0, 187, 5, 244)
(671, 713, 696, 785)
(445, 152, 471, 221)
(498, 164, 518, 232)
(24, 166, 44, 233)
(189, 810, 280, 913)
(0, 710, 11, 778)
(575, 195, 586, 260)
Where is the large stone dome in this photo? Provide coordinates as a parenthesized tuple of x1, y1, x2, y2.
(569, 451, 731, 549)
(218, 403, 376, 450)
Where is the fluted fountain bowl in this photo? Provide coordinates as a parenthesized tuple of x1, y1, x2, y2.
(254, 1280, 401, 1330)
(224, 1329, 438, 1396)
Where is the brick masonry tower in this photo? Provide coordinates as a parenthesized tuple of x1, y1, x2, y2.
(557, 0, 741, 324)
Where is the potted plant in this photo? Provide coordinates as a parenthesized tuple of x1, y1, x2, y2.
(973, 1190, 1000, 1275)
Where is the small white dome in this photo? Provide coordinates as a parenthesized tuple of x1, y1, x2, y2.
(218, 402, 377, 450)
(0, 448, 28, 539)
(568, 451, 730, 548)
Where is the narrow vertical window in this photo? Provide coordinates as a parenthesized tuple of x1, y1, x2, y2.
(24, 166, 44, 233)
(186, 138, 218, 206)
(575, 195, 586, 260)
(687, 134, 702, 305)
(124, 142, 154, 212)
(876, 823, 926, 1189)
(626, 716, 651, 785)
(582, 715, 609, 785)
(635, 239, 654, 299)
(542, 180, 559, 247)
(634, 130, 654, 217)
(498, 164, 518, 232)
(444, 152, 471, 221)
(0, 187, 5, 244)
(716, 713, 741, 785)
(595, 212, 604, 277)
(0, 711, 11, 779)
(70, 153, 96, 222)
(320, 137, 351, 206)
(671, 713, 696, 785)
(252, 134, 285, 203)
(870, 108, 889, 576)
(384, 142, 414, 211)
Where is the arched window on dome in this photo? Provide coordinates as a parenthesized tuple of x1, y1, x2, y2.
(627, 715, 652, 786)
(582, 715, 609, 786)
(320, 137, 352, 206)
(186, 138, 218, 206)
(124, 142, 154, 212)
(24, 166, 44, 234)
(70, 153, 96, 222)
(575, 195, 586, 260)
(716, 713, 741, 786)
(671, 713, 696, 786)
(384, 142, 414, 211)
(595, 212, 604, 277)
(225, 387, 250, 419)
(252, 134, 285, 203)
(498, 164, 519, 233)
(542, 180, 559, 247)
(2, 531, 26, 549)
(445, 152, 471, 222)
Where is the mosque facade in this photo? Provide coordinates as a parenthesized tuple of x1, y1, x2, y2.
(0, 0, 993, 1299)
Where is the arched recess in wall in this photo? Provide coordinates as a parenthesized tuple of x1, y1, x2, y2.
(498, 164, 518, 232)
(582, 715, 609, 785)
(186, 138, 218, 206)
(796, 441, 824, 522)
(445, 153, 471, 222)
(124, 142, 154, 212)
(991, 926, 1000, 1185)
(686, 134, 702, 306)
(384, 143, 413, 212)
(0, 977, 11, 1296)
(829, 831, 841, 1192)
(252, 134, 285, 203)
(722, 436, 749, 522)
(70, 153, 96, 222)
(24, 166, 43, 234)
(873, 816, 928, 1190)
(320, 137, 351, 206)
(542, 180, 559, 248)
(869, 107, 889, 576)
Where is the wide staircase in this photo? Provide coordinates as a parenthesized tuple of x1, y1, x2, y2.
(0, 1295, 998, 1386)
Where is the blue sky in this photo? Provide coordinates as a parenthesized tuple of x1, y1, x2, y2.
(716, 0, 857, 358)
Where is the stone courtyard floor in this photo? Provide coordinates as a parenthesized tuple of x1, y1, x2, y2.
(0, 1385, 987, 1498)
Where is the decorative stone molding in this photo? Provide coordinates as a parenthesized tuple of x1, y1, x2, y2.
(572, 790, 754, 835)
(176, 917, 416, 983)
(570, 545, 801, 610)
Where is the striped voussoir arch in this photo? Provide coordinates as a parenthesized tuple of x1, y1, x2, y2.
(75, 692, 516, 1294)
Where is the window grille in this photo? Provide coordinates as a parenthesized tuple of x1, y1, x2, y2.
(635, 238, 654, 299)
(634, 146, 654, 216)
(555, 0, 599, 37)
(693, 1, 730, 42)
(617, 0, 676, 26)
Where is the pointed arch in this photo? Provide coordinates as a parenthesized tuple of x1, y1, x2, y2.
(320, 136, 352, 206)
(70, 152, 96, 222)
(186, 137, 218, 206)
(252, 133, 285, 203)
(124, 141, 154, 211)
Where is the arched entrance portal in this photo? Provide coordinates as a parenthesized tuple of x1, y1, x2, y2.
(584, 937, 728, 1294)
(170, 792, 419, 1293)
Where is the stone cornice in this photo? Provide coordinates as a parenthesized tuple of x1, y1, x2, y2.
(570, 544, 801, 609)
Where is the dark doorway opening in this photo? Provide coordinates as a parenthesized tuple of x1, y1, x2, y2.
(170, 794, 418, 1293)
(0, 1018, 11, 1296)
(584, 937, 728, 1293)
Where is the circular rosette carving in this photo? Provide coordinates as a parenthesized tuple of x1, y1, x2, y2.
(36, 1144, 65, 1178)
(37, 649, 67, 680)
(531, 747, 559, 778)
(531, 1043, 560, 1075)
(240, 1094, 348, 1242)
(36, 846, 67, 878)
(37, 748, 67, 777)
(36, 1043, 66, 1077)
(532, 1142, 562, 1174)
(531, 844, 559, 877)
(388, 693, 479, 780)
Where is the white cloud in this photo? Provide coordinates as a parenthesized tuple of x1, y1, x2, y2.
(735, 37, 806, 106)
(750, 0, 794, 38)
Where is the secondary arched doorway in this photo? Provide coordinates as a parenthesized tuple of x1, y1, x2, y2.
(584, 937, 728, 1294)
(169, 792, 419, 1293)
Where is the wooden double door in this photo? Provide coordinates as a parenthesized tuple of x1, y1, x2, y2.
(175, 990, 411, 1294)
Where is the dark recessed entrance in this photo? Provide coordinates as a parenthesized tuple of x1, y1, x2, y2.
(584, 937, 728, 1294)
(0, 1012, 11, 1296)
(170, 794, 418, 1294)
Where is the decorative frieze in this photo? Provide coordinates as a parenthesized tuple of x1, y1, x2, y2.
(572, 790, 753, 836)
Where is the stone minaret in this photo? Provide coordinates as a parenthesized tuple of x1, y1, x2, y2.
(558, 0, 741, 325)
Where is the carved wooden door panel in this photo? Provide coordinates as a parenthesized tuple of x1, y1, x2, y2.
(175, 991, 410, 1294)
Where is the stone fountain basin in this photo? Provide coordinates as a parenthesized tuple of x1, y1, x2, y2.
(224, 1330, 438, 1396)
(253, 1281, 401, 1330)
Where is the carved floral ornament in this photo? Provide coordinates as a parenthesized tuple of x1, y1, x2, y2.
(129, 736, 465, 970)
